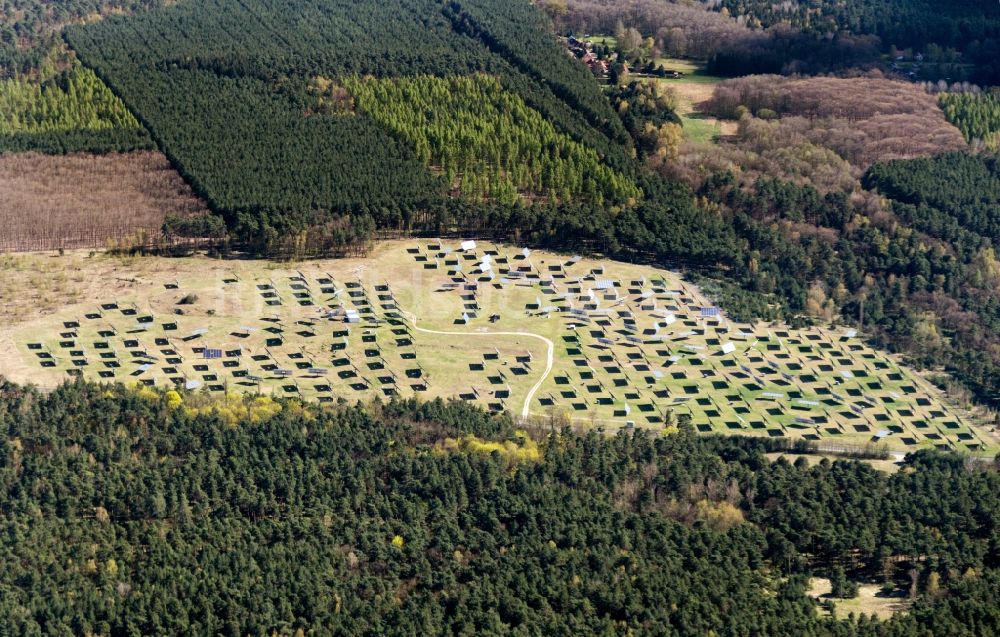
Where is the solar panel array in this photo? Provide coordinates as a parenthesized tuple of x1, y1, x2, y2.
(15, 241, 989, 453)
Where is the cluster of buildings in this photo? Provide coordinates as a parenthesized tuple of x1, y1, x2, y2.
(563, 36, 611, 76)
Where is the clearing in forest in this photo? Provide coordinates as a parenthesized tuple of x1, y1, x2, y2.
(808, 578, 911, 620)
(652, 57, 734, 143)
(2, 241, 992, 455)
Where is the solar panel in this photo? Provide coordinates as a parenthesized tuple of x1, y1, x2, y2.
(203, 348, 223, 359)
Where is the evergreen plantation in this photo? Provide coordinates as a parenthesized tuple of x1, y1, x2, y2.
(3, 0, 1000, 632)
(0, 63, 141, 134)
(61, 0, 640, 233)
(0, 58, 153, 153)
(940, 92, 1000, 150)
(346, 75, 639, 205)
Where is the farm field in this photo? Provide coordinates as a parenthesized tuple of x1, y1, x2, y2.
(0, 151, 209, 251)
(3, 241, 992, 454)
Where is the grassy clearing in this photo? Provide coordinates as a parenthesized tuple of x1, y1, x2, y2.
(764, 453, 903, 473)
(654, 57, 726, 84)
(808, 578, 911, 620)
(649, 57, 733, 143)
(2, 241, 993, 455)
(582, 35, 617, 48)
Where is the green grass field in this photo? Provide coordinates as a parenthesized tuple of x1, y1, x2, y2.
(582, 35, 617, 48)
(574, 37, 728, 142)
(3, 241, 993, 455)
(654, 57, 727, 84)
(650, 57, 730, 143)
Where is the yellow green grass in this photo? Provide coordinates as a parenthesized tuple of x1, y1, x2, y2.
(2, 241, 993, 455)
(582, 35, 617, 48)
(808, 578, 911, 620)
(651, 57, 732, 143)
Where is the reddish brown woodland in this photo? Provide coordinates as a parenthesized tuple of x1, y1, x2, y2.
(0, 151, 208, 251)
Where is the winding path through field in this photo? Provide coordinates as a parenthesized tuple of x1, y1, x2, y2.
(401, 310, 554, 420)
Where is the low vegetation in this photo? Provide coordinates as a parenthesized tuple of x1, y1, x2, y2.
(6, 241, 986, 453)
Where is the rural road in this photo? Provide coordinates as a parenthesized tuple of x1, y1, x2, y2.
(815, 443, 907, 462)
(401, 310, 554, 419)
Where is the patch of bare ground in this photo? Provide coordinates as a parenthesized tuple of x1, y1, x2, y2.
(0, 151, 208, 252)
(808, 577, 911, 620)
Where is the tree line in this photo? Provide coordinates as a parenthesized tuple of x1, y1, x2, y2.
(548, 0, 1000, 83)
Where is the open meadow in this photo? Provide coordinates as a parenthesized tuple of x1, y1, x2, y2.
(2, 240, 993, 455)
(808, 578, 911, 620)
(652, 57, 735, 143)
